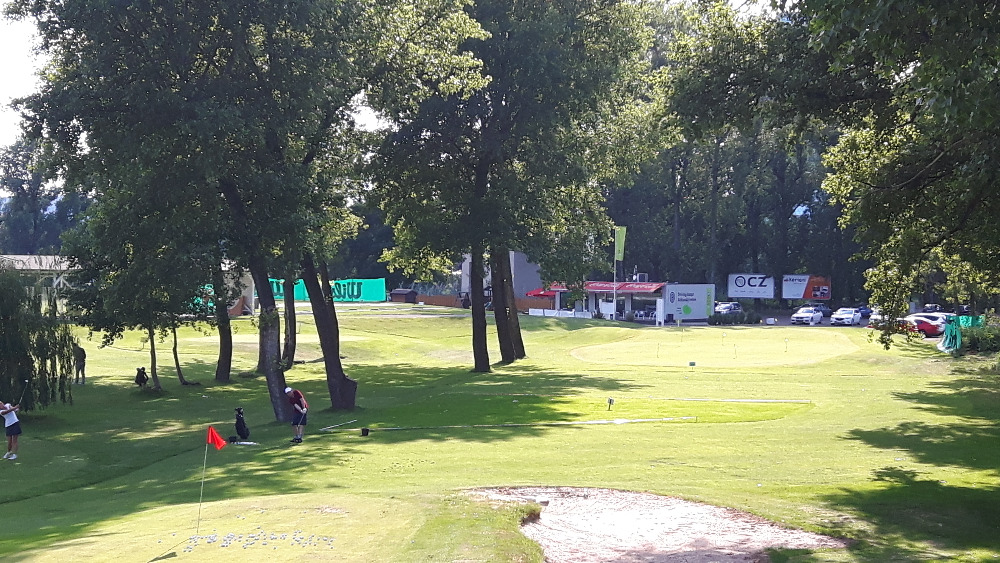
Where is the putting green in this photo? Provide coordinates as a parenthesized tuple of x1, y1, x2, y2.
(362, 394, 812, 428)
(570, 326, 860, 368)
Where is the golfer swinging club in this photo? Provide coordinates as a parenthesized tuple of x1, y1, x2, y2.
(1, 400, 22, 460)
(285, 386, 308, 443)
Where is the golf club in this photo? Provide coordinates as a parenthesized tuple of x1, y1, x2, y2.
(319, 419, 358, 431)
(16, 379, 29, 405)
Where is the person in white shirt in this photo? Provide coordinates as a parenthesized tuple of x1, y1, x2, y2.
(1, 401, 22, 460)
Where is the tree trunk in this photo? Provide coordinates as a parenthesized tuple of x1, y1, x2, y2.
(489, 248, 516, 363)
(708, 136, 723, 286)
(171, 325, 190, 385)
(213, 289, 233, 383)
(302, 255, 357, 409)
(146, 326, 162, 390)
(499, 249, 526, 358)
(216, 178, 287, 420)
(319, 259, 358, 408)
(470, 249, 491, 372)
(249, 258, 289, 421)
(770, 152, 791, 308)
(671, 155, 688, 260)
(281, 275, 297, 369)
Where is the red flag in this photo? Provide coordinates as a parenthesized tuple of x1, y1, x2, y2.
(206, 426, 227, 450)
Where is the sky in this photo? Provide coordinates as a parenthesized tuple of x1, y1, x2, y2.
(0, 17, 39, 148)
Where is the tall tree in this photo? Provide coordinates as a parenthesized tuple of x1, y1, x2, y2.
(62, 176, 220, 390)
(10, 0, 485, 417)
(0, 138, 87, 254)
(783, 0, 1000, 342)
(375, 0, 651, 371)
(0, 266, 74, 410)
(620, 2, 869, 297)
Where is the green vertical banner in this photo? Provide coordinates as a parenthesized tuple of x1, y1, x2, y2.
(614, 226, 627, 261)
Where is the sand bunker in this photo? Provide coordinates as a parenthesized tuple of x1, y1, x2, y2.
(474, 487, 850, 562)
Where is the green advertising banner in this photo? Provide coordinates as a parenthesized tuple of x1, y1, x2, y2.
(331, 278, 386, 302)
(265, 278, 386, 302)
(614, 226, 626, 261)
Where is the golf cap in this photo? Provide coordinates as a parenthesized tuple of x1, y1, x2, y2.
(284, 387, 292, 393)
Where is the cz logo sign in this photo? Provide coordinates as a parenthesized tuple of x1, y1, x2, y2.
(733, 275, 769, 288)
(727, 274, 774, 298)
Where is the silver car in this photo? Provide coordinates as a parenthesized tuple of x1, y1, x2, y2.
(831, 308, 862, 326)
(790, 307, 823, 325)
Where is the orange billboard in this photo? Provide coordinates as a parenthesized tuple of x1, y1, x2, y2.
(782, 274, 831, 300)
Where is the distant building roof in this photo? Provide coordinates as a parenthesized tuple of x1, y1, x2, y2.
(0, 254, 74, 272)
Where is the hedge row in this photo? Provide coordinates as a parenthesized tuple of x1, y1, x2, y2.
(707, 312, 762, 325)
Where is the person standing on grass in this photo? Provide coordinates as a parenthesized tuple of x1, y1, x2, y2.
(285, 386, 308, 443)
(73, 343, 87, 384)
(2, 401, 21, 460)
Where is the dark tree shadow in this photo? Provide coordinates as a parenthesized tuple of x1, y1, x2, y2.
(821, 372, 1000, 558)
(3, 353, 653, 555)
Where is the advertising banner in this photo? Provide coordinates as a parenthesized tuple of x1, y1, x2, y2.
(666, 284, 715, 320)
(266, 278, 387, 302)
(727, 273, 774, 299)
(331, 278, 387, 302)
(614, 226, 626, 261)
(781, 274, 831, 300)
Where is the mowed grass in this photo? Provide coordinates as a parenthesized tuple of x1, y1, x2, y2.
(2, 304, 999, 562)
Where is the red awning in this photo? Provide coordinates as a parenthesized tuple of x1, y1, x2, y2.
(527, 282, 664, 295)
(584, 281, 619, 292)
(525, 288, 558, 297)
(618, 282, 665, 293)
(582, 281, 665, 293)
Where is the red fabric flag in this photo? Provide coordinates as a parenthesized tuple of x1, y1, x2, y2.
(206, 426, 227, 450)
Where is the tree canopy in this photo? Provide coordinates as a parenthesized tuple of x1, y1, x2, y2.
(0, 266, 74, 410)
(372, 0, 652, 370)
(780, 0, 1000, 342)
(9, 0, 487, 417)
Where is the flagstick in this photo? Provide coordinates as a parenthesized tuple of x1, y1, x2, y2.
(197, 442, 208, 536)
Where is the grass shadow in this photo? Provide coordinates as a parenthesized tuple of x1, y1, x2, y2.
(824, 370, 1000, 556)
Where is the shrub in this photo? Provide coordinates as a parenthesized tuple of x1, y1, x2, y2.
(964, 323, 1000, 353)
(707, 312, 760, 325)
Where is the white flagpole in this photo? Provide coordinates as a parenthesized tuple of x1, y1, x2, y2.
(197, 442, 208, 536)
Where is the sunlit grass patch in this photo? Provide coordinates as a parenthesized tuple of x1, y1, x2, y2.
(570, 327, 860, 368)
(353, 393, 812, 429)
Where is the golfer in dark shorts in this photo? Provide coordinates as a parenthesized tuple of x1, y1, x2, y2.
(285, 387, 308, 443)
(2, 402, 22, 460)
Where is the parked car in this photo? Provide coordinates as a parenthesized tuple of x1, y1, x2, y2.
(790, 307, 823, 325)
(714, 302, 742, 314)
(831, 307, 862, 326)
(905, 317, 945, 337)
(854, 304, 874, 318)
(868, 307, 884, 324)
(905, 312, 952, 325)
(804, 302, 833, 317)
(922, 303, 944, 313)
